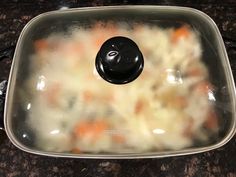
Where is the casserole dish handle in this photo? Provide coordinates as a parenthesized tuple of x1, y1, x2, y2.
(0, 46, 15, 130)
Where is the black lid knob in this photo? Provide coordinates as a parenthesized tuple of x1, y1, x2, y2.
(95, 36, 144, 84)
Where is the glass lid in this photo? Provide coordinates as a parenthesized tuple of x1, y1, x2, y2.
(6, 6, 235, 157)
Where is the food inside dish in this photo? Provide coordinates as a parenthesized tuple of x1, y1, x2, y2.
(22, 21, 219, 153)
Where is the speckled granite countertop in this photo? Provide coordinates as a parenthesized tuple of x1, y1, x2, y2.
(0, 1, 236, 177)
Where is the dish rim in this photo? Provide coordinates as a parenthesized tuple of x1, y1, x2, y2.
(4, 5, 236, 159)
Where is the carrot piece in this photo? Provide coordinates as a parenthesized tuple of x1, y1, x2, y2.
(106, 22, 118, 34)
(92, 22, 106, 48)
(93, 21, 117, 34)
(94, 36, 105, 48)
(93, 120, 108, 134)
(93, 21, 104, 30)
(112, 134, 125, 144)
(73, 43, 84, 53)
(74, 122, 90, 137)
(194, 81, 213, 94)
(133, 24, 144, 33)
(71, 148, 81, 154)
(187, 67, 203, 77)
(104, 93, 114, 102)
(135, 99, 145, 114)
(82, 90, 94, 102)
(92, 22, 118, 48)
(34, 39, 48, 52)
(169, 96, 188, 108)
(44, 83, 61, 106)
(171, 26, 190, 43)
(205, 110, 218, 130)
(64, 42, 84, 55)
(73, 120, 108, 139)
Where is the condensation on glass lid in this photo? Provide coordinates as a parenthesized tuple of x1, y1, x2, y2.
(19, 21, 219, 154)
